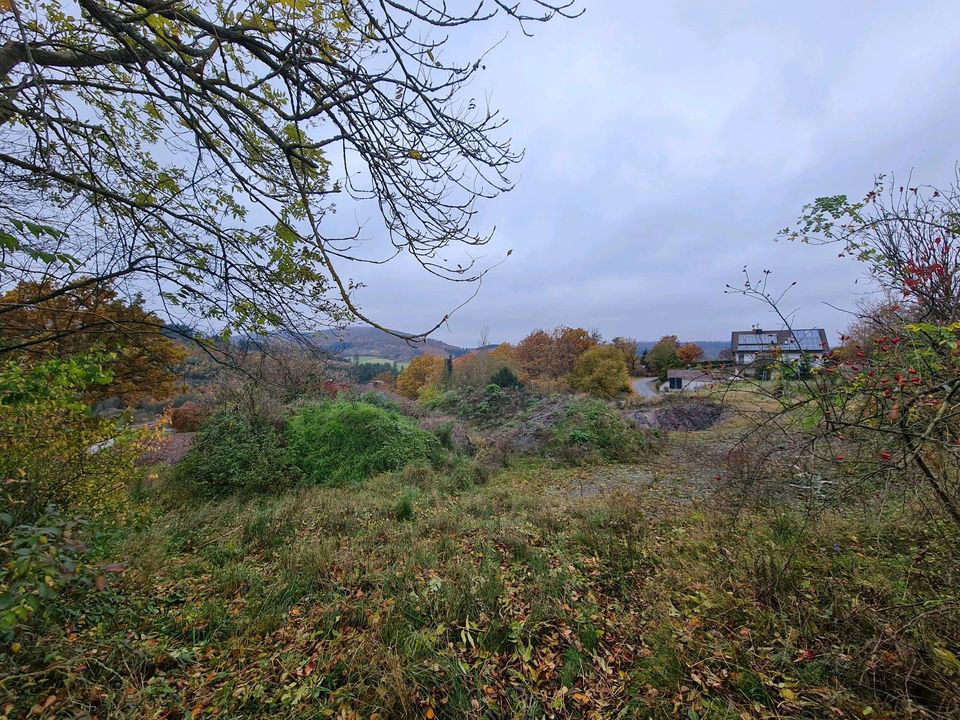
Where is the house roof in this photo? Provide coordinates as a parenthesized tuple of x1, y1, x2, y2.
(730, 328, 829, 353)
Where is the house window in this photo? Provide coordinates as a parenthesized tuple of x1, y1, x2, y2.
(668, 377, 682, 390)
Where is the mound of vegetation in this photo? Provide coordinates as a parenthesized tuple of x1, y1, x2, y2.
(549, 398, 651, 464)
(173, 410, 294, 495)
(288, 400, 441, 485)
(423, 384, 533, 426)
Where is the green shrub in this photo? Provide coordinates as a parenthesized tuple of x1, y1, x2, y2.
(570, 345, 630, 398)
(174, 410, 294, 495)
(0, 510, 94, 641)
(393, 487, 420, 522)
(550, 399, 649, 464)
(489, 366, 521, 389)
(287, 400, 441, 485)
(433, 421, 455, 450)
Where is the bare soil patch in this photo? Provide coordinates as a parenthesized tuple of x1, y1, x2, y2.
(627, 398, 724, 431)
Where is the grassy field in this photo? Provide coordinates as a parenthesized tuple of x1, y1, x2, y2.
(5, 433, 959, 719)
(348, 355, 410, 369)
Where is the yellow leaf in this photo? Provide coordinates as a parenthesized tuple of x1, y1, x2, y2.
(781, 688, 796, 701)
(933, 646, 960, 674)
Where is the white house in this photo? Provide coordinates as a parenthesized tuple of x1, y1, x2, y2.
(730, 328, 829, 367)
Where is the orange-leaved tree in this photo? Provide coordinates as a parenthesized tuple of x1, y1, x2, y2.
(554, 326, 600, 376)
(0, 280, 187, 403)
(515, 330, 556, 378)
(396, 354, 445, 399)
(677, 342, 704, 365)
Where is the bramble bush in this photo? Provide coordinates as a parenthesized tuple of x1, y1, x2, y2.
(288, 400, 441, 485)
(173, 410, 295, 495)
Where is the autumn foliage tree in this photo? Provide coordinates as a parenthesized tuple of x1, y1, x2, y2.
(514, 326, 599, 379)
(395, 354, 444, 399)
(0, 280, 187, 403)
(554, 326, 600, 376)
(677, 342, 705, 366)
(450, 351, 517, 388)
(489, 343, 521, 370)
(514, 329, 556, 378)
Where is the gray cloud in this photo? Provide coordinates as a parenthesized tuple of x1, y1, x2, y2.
(345, 0, 960, 347)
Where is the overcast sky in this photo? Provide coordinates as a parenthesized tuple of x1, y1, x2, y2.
(343, 1, 960, 347)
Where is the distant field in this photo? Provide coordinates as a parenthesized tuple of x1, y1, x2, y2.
(346, 355, 409, 369)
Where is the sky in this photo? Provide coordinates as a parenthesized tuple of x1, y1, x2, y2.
(340, 1, 960, 347)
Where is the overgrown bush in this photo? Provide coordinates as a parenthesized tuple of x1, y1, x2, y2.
(550, 398, 650, 464)
(288, 400, 441, 485)
(174, 410, 294, 495)
(423, 385, 532, 427)
(0, 356, 155, 526)
(0, 510, 94, 641)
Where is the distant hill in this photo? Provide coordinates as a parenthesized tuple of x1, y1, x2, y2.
(313, 326, 470, 362)
(636, 340, 729, 360)
(312, 328, 731, 363)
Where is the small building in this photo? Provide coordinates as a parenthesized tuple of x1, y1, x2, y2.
(663, 369, 717, 392)
(730, 328, 829, 367)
